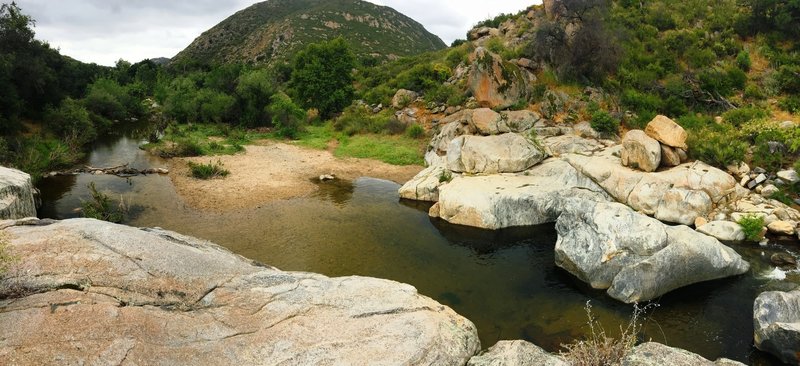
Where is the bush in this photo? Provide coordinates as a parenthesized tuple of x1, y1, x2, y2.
(736, 50, 752, 71)
(688, 128, 748, 168)
(779, 96, 800, 114)
(269, 92, 306, 139)
(722, 107, 769, 127)
(188, 160, 230, 179)
(44, 97, 95, 142)
(406, 124, 425, 139)
(81, 182, 126, 223)
(752, 129, 788, 172)
(737, 214, 765, 241)
(590, 110, 620, 136)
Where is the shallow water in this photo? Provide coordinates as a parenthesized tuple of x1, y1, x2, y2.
(38, 136, 798, 365)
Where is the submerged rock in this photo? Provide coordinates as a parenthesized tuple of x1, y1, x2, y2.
(556, 200, 750, 303)
(0, 166, 36, 220)
(753, 290, 800, 365)
(0, 219, 480, 365)
(467, 340, 568, 366)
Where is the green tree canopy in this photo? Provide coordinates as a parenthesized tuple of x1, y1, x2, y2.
(289, 37, 355, 120)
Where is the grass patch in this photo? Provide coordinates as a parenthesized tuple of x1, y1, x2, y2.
(294, 123, 336, 150)
(188, 160, 230, 179)
(81, 182, 127, 223)
(335, 134, 424, 166)
(144, 123, 262, 157)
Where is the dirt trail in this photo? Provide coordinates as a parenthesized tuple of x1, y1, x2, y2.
(170, 141, 422, 211)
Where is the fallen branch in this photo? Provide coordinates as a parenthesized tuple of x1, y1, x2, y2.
(46, 163, 169, 178)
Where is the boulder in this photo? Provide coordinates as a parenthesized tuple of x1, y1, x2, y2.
(573, 121, 599, 139)
(391, 89, 418, 109)
(470, 108, 503, 135)
(0, 166, 36, 220)
(654, 188, 712, 225)
(555, 200, 749, 303)
(608, 225, 750, 303)
(778, 169, 800, 184)
(620, 342, 746, 366)
(660, 145, 682, 167)
(435, 159, 610, 229)
(621, 130, 661, 172)
(543, 135, 604, 157)
(447, 133, 546, 174)
(398, 163, 450, 202)
(767, 220, 796, 235)
(467, 47, 528, 110)
(753, 290, 800, 365)
(425, 113, 477, 166)
(0, 219, 480, 365)
(697, 221, 746, 242)
(644, 115, 688, 150)
(467, 340, 568, 366)
(499, 110, 540, 133)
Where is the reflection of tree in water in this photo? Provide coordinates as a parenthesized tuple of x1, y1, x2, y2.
(430, 218, 558, 256)
(36, 175, 78, 219)
(312, 179, 354, 205)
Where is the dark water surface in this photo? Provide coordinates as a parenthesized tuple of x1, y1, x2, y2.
(38, 136, 798, 365)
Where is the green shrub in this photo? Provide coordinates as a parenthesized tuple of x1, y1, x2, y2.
(779, 96, 800, 114)
(188, 160, 230, 179)
(438, 170, 452, 183)
(590, 110, 620, 136)
(737, 214, 765, 241)
(744, 84, 766, 100)
(736, 50, 752, 71)
(269, 92, 306, 139)
(44, 98, 95, 143)
(688, 128, 747, 168)
(485, 37, 506, 55)
(81, 182, 125, 223)
(752, 129, 788, 172)
(722, 107, 769, 127)
(406, 124, 425, 139)
(676, 114, 714, 130)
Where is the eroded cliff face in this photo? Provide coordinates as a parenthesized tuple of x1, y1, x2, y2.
(0, 218, 480, 365)
(0, 167, 36, 220)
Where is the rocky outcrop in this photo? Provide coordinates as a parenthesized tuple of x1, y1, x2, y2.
(0, 219, 480, 365)
(467, 340, 569, 366)
(433, 159, 609, 229)
(620, 342, 746, 365)
(0, 167, 36, 220)
(555, 200, 750, 303)
(398, 163, 451, 202)
(392, 89, 419, 109)
(426, 111, 478, 166)
(467, 47, 528, 110)
(644, 115, 688, 150)
(621, 130, 661, 172)
(447, 133, 547, 174)
(697, 221, 746, 242)
(753, 289, 800, 365)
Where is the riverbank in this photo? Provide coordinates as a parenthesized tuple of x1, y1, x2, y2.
(170, 141, 422, 211)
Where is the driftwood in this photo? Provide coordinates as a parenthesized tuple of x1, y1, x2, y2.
(46, 163, 169, 178)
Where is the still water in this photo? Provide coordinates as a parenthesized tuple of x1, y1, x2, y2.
(38, 136, 798, 365)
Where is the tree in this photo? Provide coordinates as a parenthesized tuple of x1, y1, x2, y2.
(742, 0, 800, 37)
(235, 69, 274, 127)
(289, 38, 355, 120)
(268, 92, 305, 139)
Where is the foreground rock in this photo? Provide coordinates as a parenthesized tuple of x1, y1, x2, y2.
(620, 342, 745, 365)
(467, 340, 568, 366)
(0, 167, 36, 220)
(433, 159, 609, 229)
(0, 219, 480, 365)
(753, 290, 800, 365)
(555, 200, 750, 303)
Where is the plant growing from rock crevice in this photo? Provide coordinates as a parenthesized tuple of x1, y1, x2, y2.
(737, 214, 765, 242)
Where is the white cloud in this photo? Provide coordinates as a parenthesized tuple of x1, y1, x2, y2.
(13, 0, 539, 66)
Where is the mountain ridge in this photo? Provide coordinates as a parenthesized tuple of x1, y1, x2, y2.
(171, 0, 446, 66)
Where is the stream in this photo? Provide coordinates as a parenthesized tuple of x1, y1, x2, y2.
(37, 134, 800, 365)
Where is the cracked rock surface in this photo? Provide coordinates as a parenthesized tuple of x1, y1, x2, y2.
(0, 219, 480, 365)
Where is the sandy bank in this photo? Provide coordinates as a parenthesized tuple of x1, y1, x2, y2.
(170, 141, 423, 211)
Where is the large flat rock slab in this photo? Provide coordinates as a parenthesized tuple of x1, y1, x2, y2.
(0, 219, 480, 365)
(433, 158, 610, 229)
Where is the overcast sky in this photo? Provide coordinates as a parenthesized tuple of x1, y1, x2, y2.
(14, 0, 537, 66)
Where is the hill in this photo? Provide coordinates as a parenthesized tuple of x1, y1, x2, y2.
(171, 0, 446, 66)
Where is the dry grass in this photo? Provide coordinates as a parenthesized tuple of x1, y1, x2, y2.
(560, 301, 657, 366)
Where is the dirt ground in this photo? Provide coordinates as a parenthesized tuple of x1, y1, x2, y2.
(169, 141, 423, 211)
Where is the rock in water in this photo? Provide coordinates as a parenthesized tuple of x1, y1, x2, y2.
(555, 199, 749, 303)
(0, 219, 480, 365)
(621, 130, 661, 172)
(447, 133, 546, 174)
(467, 340, 569, 366)
(644, 115, 688, 150)
(0, 166, 36, 220)
(399, 163, 450, 202)
(753, 290, 800, 365)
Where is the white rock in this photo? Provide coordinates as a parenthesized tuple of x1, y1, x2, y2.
(447, 133, 547, 174)
(697, 221, 746, 242)
(621, 130, 661, 172)
(768, 220, 796, 235)
(777, 169, 800, 184)
(0, 166, 37, 220)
